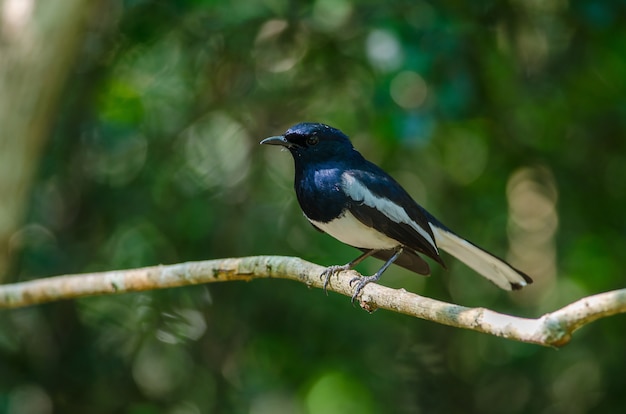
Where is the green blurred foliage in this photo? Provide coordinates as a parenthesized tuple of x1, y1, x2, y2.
(2, 0, 626, 413)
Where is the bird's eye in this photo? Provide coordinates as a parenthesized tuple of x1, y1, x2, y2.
(306, 135, 319, 146)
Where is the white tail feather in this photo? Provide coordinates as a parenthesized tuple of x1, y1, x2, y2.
(430, 225, 529, 291)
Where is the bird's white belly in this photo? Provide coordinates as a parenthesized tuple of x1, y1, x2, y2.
(308, 211, 400, 250)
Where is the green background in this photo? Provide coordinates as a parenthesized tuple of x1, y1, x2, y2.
(2, 0, 626, 413)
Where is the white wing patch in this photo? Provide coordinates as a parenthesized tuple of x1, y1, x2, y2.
(341, 173, 438, 252)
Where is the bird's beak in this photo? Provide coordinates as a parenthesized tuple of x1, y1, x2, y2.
(260, 135, 290, 147)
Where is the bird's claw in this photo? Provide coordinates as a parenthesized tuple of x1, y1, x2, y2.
(320, 265, 349, 295)
(348, 274, 379, 303)
(349, 276, 365, 303)
(321, 266, 380, 303)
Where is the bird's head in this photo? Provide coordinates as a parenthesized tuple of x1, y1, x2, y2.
(260, 123, 354, 161)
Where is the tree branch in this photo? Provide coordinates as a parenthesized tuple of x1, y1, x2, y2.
(1, 256, 624, 347)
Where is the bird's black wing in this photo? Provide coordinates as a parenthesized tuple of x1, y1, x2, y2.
(343, 166, 446, 268)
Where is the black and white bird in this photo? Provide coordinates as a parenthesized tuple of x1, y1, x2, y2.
(261, 122, 532, 302)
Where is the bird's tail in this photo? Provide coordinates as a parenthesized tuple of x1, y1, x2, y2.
(428, 222, 533, 290)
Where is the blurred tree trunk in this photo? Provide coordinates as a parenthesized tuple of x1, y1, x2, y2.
(0, 0, 95, 281)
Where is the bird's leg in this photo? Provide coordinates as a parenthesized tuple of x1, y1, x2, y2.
(320, 250, 378, 294)
(349, 247, 404, 303)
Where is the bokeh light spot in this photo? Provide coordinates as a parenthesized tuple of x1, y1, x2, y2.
(82, 131, 148, 187)
(132, 341, 194, 399)
(182, 112, 251, 191)
(254, 19, 307, 74)
(7, 384, 52, 414)
(366, 29, 403, 72)
(312, 0, 352, 32)
(507, 166, 558, 301)
(305, 371, 375, 414)
(390, 71, 428, 109)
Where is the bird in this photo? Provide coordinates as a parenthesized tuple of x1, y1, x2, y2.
(261, 122, 533, 302)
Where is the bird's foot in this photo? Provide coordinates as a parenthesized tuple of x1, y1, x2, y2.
(320, 264, 351, 295)
(348, 274, 381, 303)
